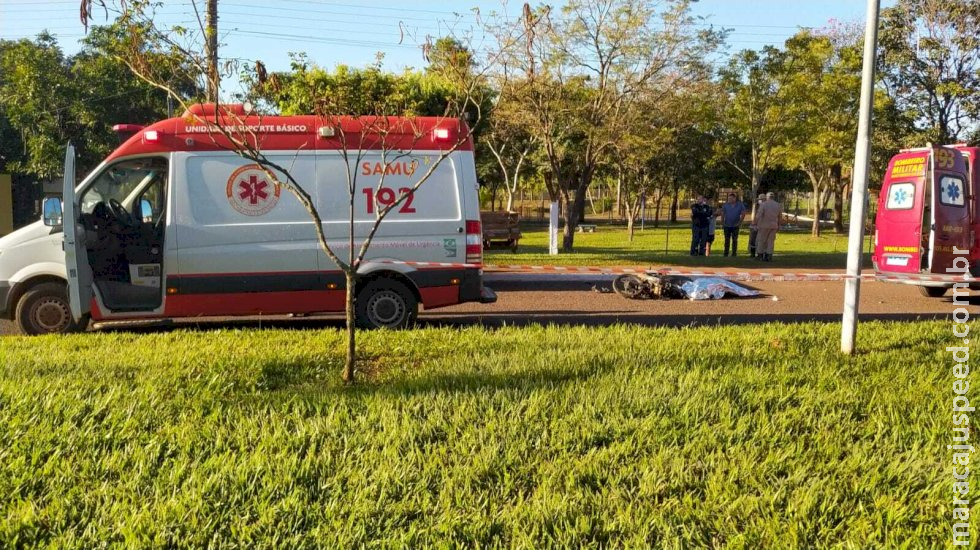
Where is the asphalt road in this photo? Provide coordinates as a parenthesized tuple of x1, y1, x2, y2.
(0, 273, 961, 336)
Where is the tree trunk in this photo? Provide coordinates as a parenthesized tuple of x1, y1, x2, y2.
(562, 191, 585, 251)
(342, 271, 356, 384)
(831, 164, 844, 234)
(627, 212, 635, 242)
(811, 182, 822, 238)
(669, 187, 679, 223)
(751, 148, 762, 221)
(833, 188, 845, 234)
(653, 193, 663, 228)
(615, 176, 622, 219)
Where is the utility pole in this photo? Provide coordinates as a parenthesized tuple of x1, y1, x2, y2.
(841, 0, 880, 354)
(205, 0, 219, 104)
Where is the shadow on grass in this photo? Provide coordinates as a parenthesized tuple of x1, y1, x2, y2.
(419, 311, 946, 329)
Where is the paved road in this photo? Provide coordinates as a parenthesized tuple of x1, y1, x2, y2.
(0, 273, 961, 336)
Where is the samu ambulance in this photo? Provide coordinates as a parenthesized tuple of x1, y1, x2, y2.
(0, 103, 496, 335)
(872, 144, 979, 296)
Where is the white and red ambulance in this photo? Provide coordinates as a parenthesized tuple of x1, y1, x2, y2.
(872, 144, 978, 296)
(0, 104, 496, 334)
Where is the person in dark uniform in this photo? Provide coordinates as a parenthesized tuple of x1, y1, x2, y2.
(690, 195, 712, 256)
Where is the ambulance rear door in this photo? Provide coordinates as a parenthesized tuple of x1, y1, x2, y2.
(929, 146, 971, 273)
(875, 151, 927, 273)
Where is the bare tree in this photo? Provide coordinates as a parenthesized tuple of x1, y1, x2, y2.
(484, 107, 535, 212)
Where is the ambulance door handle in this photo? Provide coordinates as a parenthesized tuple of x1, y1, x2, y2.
(457, 227, 463, 233)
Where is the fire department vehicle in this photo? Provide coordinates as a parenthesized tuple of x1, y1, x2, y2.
(872, 143, 978, 296)
(0, 104, 495, 335)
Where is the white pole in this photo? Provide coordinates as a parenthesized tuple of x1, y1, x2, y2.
(841, 0, 880, 354)
(549, 201, 559, 255)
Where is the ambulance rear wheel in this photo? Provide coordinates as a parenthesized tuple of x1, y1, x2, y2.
(15, 282, 88, 335)
(355, 279, 418, 329)
(918, 286, 947, 298)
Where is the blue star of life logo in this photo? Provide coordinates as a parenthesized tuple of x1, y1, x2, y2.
(893, 188, 909, 205)
(946, 182, 961, 202)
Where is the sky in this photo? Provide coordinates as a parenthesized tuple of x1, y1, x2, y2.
(1, 0, 892, 94)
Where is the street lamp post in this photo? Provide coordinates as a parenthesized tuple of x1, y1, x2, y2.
(841, 0, 881, 354)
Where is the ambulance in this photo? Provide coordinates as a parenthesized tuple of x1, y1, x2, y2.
(0, 104, 496, 335)
(872, 144, 979, 296)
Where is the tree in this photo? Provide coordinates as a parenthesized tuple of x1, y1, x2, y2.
(251, 58, 459, 118)
(773, 31, 861, 236)
(878, 0, 980, 144)
(717, 47, 791, 219)
(425, 37, 476, 79)
(613, 80, 721, 240)
(483, 75, 536, 212)
(72, 24, 199, 167)
(489, 0, 722, 251)
(0, 34, 79, 179)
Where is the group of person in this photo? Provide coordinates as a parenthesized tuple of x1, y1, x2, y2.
(690, 192, 783, 261)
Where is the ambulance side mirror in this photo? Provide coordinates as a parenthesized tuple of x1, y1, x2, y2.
(42, 196, 63, 227)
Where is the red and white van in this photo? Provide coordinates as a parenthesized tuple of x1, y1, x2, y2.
(872, 144, 978, 296)
(0, 104, 495, 334)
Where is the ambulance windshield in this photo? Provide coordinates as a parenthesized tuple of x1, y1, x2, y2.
(81, 157, 168, 214)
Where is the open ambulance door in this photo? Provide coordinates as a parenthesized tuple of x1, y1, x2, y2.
(929, 146, 971, 273)
(62, 144, 93, 321)
(875, 152, 927, 273)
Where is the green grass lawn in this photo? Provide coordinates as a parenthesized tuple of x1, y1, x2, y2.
(486, 225, 874, 270)
(0, 321, 969, 547)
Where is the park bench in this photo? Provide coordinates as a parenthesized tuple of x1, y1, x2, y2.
(577, 224, 597, 233)
(480, 210, 522, 253)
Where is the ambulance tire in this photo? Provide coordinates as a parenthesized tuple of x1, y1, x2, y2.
(15, 282, 88, 335)
(355, 279, 418, 329)
(918, 286, 947, 298)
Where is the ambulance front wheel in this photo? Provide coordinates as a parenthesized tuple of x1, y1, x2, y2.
(15, 282, 89, 335)
(918, 285, 948, 298)
(355, 279, 418, 329)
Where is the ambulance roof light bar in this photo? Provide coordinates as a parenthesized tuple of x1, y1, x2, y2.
(112, 124, 146, 145)
(899, 144, 934, 153)
(112, 124, 145, 134)
(181, 103, 247, 118)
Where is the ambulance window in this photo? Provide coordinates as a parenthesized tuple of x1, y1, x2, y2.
(885, 182, 914, 210)
(939, 176, 965, 207)
(80, 157, 168, 214)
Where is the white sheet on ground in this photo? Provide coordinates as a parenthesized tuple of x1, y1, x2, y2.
(680, 277, 760, 301)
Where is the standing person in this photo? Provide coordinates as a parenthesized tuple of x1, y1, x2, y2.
(755, 192, 783, 261)
(690, 195, 712, 256)
(748, 195, 765, 257)
(705, 200, 720, 256)
(720, 193, 746, 257)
